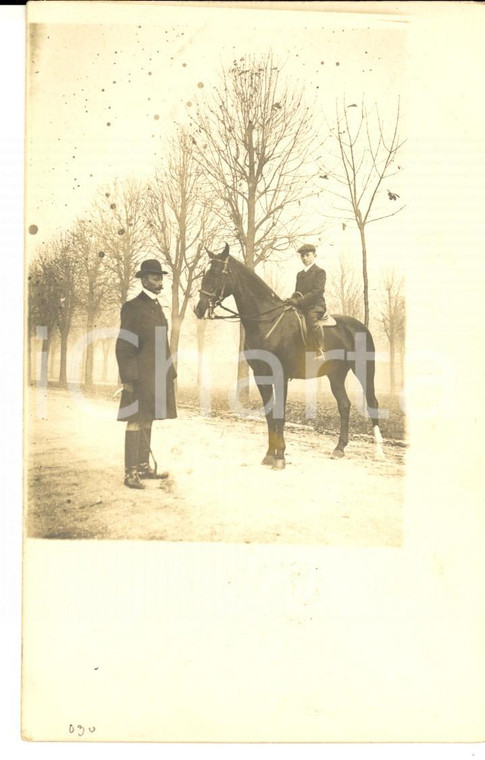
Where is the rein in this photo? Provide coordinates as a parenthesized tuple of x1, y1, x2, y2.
(200, 257, 286, 324)
(206, 301, 286, 323)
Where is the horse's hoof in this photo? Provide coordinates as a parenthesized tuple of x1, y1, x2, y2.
(272, 458, 286, 470)
(261, 454, 275, 466)
(331, 448, 345, 459)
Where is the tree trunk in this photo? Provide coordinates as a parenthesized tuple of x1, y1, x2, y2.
(101, 339, 111, 383)
(84, 317, 95, 388)
(358, 222, 369, 327)
(399, 341, 405, 389)
(27, 313, 33, 385)
(237, 322, 250, 409)
(236, 119, 256, 410)
(120, 260, 130, 307)
(170, 273, 182, 371)
(196, 318, 207, 391)
(246, 120, 256, 265)
(85, 283, 95, 389)
(40, 336, 51, 387)
(48, 339, 58, 381)
(169, 314, 182, 368)
(389, 338, 395, 396)
(58, 330, 68, 387)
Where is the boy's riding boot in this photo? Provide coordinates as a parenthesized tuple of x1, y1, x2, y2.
(124, 429, 145, 489)
(310, 323, 325, 359)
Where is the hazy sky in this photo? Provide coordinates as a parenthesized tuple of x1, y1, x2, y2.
(26, 2, 408, 288)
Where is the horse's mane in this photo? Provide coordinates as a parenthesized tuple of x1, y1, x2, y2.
(225, 254, 283, 304)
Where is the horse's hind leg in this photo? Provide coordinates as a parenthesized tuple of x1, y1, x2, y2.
(328, 366, 351, 459)
(272, 377, 288, 470)
(353, 352, 385, 460)
(365, 372, 385, 460)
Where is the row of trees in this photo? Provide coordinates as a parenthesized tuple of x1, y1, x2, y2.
(30, 245, 405, 394)
(28, 165, 212, 386)
(29, 53, 405, 393)
(329, 255, 405, 393)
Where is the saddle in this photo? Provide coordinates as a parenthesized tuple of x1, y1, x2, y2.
(293, 310, 337, 349)
(315, 313, 337, 328)
(266, 306, 337, 345)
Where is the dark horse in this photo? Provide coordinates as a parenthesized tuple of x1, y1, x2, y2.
(195, 244, 384, 469)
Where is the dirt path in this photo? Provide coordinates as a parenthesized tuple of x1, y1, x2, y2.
(27, 389, 404, 545)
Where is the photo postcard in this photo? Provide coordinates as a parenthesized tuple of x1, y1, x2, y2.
(21, 0, 485, 743)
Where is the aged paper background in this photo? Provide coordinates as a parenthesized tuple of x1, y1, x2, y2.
(20, 0, 485, 744)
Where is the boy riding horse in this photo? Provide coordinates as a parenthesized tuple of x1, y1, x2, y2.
(284, 243, 330, 358)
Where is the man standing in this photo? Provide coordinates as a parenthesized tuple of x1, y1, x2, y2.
(115, 259, 177, 489)
(285, 243, 329, 357)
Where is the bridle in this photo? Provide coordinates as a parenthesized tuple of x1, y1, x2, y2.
(199, 258, 234, 319)
(198, 257, 291, 333)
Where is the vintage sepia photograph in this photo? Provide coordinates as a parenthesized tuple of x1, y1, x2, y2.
(20, 0, 485, 745)
(26, 1, 406, 546)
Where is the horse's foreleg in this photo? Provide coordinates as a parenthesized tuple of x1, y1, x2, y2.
(255, 382, 276, 465)
(262, 440, 276, 466)
(329, 368, 351, 458)
(272, 418, 286, 469)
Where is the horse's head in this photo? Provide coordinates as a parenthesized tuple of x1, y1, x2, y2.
(194, 243, 234, 319)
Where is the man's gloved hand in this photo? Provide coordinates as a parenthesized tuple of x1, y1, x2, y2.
(284, 297, 299, 307)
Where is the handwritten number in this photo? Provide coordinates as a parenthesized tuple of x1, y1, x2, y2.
(68, 724, 96, 737)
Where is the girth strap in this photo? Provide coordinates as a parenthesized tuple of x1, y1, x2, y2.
(264, 309, 287, 339)
(264, 305, 307, 345)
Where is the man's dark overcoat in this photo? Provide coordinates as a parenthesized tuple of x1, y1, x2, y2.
(115, 292, 177, 422)
(293, 263, 327, 314)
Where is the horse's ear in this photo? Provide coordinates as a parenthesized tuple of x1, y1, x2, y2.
(221, 242, 229, 259)
(205, 248, 215, 259)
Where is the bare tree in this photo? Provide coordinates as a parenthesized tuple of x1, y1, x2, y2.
(146, 129, 215, 359)
(192, 53, 318, 397)
(90, 178, 151, 306)
(70, 218, 113, 388)
(28, 255, 60, 384)
(321, 100, 405, 326)
(53, 236, 78, 386)
(330, 252, 363, 320)
(28, 235, 78, 387)
(379, 269, 405, 395)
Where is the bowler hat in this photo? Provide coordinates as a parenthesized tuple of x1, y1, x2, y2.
(298, 243, 316, 254)
(135, 259, 169, 278)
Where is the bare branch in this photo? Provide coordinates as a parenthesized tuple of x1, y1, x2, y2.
(192, 53, 318, 268)
(321, 98, 405, 326)
(365, 204, 407, 224)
